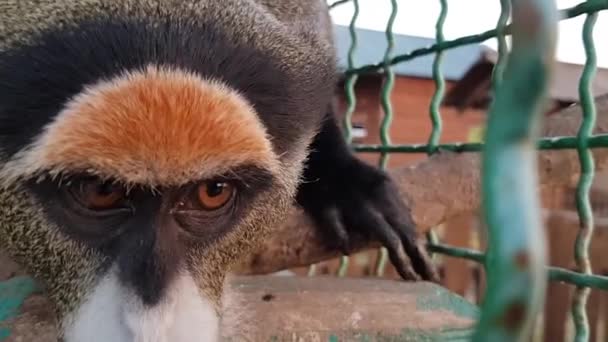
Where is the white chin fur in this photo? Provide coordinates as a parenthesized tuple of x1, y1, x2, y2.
(63, 268, 219, 342)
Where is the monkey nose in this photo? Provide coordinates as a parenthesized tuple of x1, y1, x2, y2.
(116, 222, 183, 306)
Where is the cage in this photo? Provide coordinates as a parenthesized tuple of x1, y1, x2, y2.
(0, 0, 607, 341)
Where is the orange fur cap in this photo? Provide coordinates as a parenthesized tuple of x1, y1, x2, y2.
(1, 65, 278, 186)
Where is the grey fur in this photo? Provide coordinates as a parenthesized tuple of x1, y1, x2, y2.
(0, 0, 334, 338)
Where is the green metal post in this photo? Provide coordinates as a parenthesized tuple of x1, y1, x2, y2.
(473, 0, 558, 341)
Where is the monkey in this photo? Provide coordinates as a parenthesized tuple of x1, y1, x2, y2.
(0, 0, 437, 340)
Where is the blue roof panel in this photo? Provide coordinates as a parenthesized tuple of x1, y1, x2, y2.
(333, 25, 484, 81)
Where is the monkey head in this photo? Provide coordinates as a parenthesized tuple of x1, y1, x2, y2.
(0, 2, 336, 339)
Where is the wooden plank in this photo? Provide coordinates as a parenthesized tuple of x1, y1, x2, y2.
(0, 276, 478, 341)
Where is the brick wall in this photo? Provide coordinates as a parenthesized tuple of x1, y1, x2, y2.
(335, 75, 486, 168)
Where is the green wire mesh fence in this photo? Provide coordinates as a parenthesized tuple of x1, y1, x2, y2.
(325, 0, 608, 340)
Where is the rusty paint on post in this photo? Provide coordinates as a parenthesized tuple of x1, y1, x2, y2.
(472, 0, 558, 341)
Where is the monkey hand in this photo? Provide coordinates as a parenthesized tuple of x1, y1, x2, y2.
(296, 157, 439, 282)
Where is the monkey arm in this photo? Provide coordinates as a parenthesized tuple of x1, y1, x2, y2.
(243, 151, 474, 276)
(295, 106, 439, 282)
(237, 94, 608, 276)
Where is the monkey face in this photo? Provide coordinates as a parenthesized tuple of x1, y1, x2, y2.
(0, 66, 304, 341)
(0, 0, 338, 336)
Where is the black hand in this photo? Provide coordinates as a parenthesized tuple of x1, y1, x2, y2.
(296, 108, 438, 282)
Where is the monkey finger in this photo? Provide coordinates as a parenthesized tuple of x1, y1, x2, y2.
(401, 235, 439, 283)
(309, 205, 351, 255)
(346, 206, 419, 281)
(386, 213, 439, 282)
(370, 185, 439, 282)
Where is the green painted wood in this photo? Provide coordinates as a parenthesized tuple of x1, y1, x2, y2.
(0, 275, 479, 341)
(0, 277, 39, 341)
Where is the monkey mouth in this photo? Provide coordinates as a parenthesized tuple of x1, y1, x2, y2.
(63, 266, 220, 342)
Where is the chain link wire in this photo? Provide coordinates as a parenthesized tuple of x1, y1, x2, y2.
(372, 0, 399, 277)
(329, 0, 607, 340)
(572, 7, 599, 341)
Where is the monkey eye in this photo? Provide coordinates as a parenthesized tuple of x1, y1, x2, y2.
(69, 179, 127, 210)
(172, 179, 239, 240)
(195, 180, 235, 210)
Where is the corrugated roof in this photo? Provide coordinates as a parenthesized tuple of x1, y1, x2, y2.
(481, 48, 608, 101)
(443, 47, 608, 110)
(333, 25, 484, 81)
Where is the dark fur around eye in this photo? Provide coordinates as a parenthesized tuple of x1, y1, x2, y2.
(65, 179, 132, 213)
(25, 166, 275, 247)
(172, 205, 237, 242)
(26, 174, 139, 244)
(170, 169, 273, 242)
